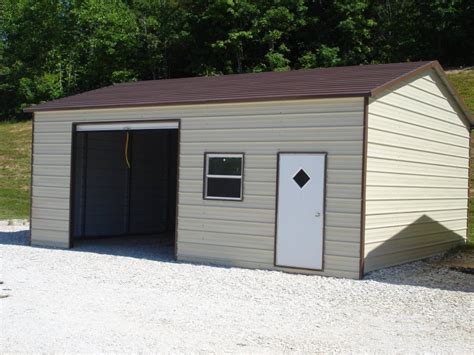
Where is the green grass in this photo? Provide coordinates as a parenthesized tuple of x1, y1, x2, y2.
(447, 71, 474, 246)
(447, 71, 474, 113)
(0, 120, 32, 219)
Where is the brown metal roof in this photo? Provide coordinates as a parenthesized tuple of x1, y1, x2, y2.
(24, 61, 470, 120)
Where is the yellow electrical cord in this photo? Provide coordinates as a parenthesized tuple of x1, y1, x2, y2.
(125, 131, 131, 169)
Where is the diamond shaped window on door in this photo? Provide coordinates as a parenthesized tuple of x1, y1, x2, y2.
(293, 169, 310, 188)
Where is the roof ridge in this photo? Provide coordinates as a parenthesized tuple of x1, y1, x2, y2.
(114, 61, 434, 87)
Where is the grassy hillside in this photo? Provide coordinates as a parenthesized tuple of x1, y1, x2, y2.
(448, 70, 474, 245)
(0, 120, 32, 219)
(447, 70, 474, 113)
(0, 71, 472, 245)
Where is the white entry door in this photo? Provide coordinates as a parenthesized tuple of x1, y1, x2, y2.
(275, 153, 326, 270)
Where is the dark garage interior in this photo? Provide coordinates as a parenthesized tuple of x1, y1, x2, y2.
(71, 129, 178, 252)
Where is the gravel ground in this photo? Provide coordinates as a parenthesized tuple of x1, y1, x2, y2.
(1, 222, 473, 353)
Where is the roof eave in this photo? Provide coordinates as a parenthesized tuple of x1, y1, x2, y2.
(23, 92, 369, 113)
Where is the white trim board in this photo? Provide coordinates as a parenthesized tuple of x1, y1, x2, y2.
(76, 121, 179, 131)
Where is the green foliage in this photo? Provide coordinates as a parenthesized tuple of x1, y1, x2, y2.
(133, 0, 189, 79)
(266, 49, 291, 72)
(0, 0, 473, 120)
(72, 0, 139, 87)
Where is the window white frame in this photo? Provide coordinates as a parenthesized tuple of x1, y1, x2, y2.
(204, 153, 244, 201)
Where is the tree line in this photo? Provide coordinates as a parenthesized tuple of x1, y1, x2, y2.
(1, 0, 473, 120)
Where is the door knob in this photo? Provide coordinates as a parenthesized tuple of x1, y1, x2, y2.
(315, 212, 321, 217)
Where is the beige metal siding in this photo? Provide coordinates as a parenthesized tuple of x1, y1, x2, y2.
(31, 98, 364, 278)
(365, 70, 470, 272)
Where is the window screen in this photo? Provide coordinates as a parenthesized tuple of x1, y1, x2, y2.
(204, 154, 243, 200)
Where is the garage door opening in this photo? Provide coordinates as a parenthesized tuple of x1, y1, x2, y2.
(70, 122, 179, 258)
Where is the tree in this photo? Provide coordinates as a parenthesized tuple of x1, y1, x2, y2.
(71, 0, 139, 88)
(133, 0, 190, 80)
(1, 0, 71, 117)
(0, 0, 472, 120)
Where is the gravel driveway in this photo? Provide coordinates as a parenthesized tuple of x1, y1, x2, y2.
(1, 222, 473, 353)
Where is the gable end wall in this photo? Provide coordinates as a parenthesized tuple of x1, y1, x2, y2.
(364, 70, 470, 272)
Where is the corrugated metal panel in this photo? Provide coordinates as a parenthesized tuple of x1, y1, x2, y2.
(33, 175, 70, 187)
(364, 239, 464, 272)
(326, 227, 361, 243)
(367, 143, 467, 167)
(32, 186, 69, 199)
(179, 191, 275, 210)
(182, 111, 363, 129)
(30, 229, 70, 248)
(180, 141, 362, 155)
(394, 85, 457, 112)
(177, 242, 360, 276)
(179, 205, 274, 224)
(376, 92, 463, 124)
(365, 219, 467, 243)
(32, 207, 69, 221)
(178, 217, 274, 237)
(179, 230, 274, 250)
(31, 97, 365, 277)
(366, 199, 467, 214)
(366, 172, 467, 188)
(178, 242, 273, 264)
(34, 98, 363, 120)
(365, 70, 470, 273)
(34, 165, 70, 176)
(181, 126, 363, 142)
(179, 177, 361, 197)
(25, 61, 433, 112)
(366, 209, 467, 229)
(369, 114, 469, 146)
(32, 197, 69, 210)
(369, 101, 469, 137)
(33, 218, 68, 232)
(180, 168, 275, 184)
(368, 127, 468, 157)
(366, 186, 467, 200)
(180, 154, 363, 170)
(33, 154, 70, 166)
(366, 157, 468, 179)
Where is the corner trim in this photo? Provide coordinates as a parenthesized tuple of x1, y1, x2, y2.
(28, 114, 35, 245)
(68, 122, 78, 248)
(359, 97, 369, 279)
(467, 127, 472, 245)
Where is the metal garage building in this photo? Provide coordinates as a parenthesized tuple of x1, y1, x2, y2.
(25, 61, 472, 279)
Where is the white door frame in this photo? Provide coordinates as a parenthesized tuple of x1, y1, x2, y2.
(274, 152, 327, 271)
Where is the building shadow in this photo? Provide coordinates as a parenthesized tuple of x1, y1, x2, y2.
(0, 230, 29, 246)
(72, 234, 176, 262)
(0, 229, 176, 261)
(365, 214, 471, 292)
(0, 230, 237, 271)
